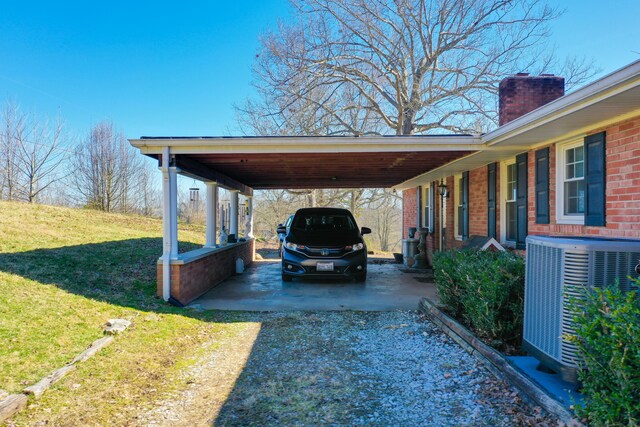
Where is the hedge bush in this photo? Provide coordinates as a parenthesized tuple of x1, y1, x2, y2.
(568, 282, 640, 426)
(432, 249, 525, 349)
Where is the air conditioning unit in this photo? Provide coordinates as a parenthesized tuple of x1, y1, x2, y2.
(524, 235, 640, 383)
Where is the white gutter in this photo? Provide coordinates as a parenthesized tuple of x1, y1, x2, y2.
(129, 135, 483, 155)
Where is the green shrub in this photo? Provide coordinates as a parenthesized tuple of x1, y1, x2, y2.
(432, 249, 525, 349)
(568, 282, 640, 426)
(432, 250, 464, 318)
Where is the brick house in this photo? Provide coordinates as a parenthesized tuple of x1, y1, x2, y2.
(131, 59, 639, 305)
(398, 60, 640, 258)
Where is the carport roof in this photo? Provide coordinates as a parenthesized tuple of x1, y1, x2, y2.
(130, 135, 482, 192)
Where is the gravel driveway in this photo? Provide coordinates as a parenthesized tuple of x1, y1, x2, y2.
(143, 311, 553, 426)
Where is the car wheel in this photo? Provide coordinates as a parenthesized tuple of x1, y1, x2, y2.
(282, 272, 292, 282)
(355, 272, 367, 282)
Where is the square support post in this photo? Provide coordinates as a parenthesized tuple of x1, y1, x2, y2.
(245, 195, 254, 238)
(230, 190, 239, 238)
(205, 182, 218, 247)
(160, 147, 179, 301)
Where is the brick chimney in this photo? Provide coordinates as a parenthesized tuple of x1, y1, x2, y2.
(498, 73, 565, 126)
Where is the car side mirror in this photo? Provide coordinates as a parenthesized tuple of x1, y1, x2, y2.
(276, 226, 286, 234)
(361, 227, 371, 235)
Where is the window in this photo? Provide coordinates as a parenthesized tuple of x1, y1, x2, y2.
(556, 140, 586, 224)
(500, 155, 528, 248)
(454, 173, 468, 240)
(505, 162, 517, 241)
(422, 184, 433, 232)
(500, 160, 517, 245)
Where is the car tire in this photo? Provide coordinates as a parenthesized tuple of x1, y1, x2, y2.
(355, 272, 367, 282)
(282, 272, 292, 282)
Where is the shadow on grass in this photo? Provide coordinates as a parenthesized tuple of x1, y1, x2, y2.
(0, 239, 369, 425)
(0, 238, 220, 316)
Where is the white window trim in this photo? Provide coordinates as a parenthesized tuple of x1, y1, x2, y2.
(453, 173, 462, 240)
(422, 184, 433, 232)
(499, 159, 516, 247)
(556, 140, 585, 225)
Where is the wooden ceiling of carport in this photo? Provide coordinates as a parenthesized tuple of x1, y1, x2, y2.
(172, 150, 474, 189)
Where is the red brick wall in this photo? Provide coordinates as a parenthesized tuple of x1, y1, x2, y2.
(444, 176, 462, 249)
(438, 165, 501, 249)
(528, 115, 640, 239)
(499, 75, 565, 126)
(402, 187, 417, 239)
(157, 239, 255, 305)
(469, 167, 488, 236)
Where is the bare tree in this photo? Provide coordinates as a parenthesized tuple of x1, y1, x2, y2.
(137, 160, 161, 217)
(250, 0, 596, 135)
(13, 114, 68, 203)
(72, 122, 141, 212)
(0, 101, 23, 200)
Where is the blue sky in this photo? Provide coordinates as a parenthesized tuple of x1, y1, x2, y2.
(1, 0, 638, 141)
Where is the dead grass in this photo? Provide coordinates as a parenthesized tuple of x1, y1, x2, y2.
(0, 200, 248, 425)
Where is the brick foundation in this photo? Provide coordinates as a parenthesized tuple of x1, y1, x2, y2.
(156, 239, 255, 305)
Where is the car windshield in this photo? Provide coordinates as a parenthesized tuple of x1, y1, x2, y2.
(291, 213, 357, 233)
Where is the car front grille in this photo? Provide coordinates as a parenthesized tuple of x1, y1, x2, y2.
(302, 246, 349, 258)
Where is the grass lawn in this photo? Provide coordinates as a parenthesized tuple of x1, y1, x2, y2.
(0, 201, 253, 425)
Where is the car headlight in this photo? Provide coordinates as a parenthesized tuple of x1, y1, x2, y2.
(285, 242, 305, 251)
(351, 243, 364, 251)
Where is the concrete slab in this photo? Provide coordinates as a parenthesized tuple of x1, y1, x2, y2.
(508, 356, 584, 410)
(190, 259, 438, 311)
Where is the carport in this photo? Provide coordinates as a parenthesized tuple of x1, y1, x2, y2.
(129, 135, 482, 306)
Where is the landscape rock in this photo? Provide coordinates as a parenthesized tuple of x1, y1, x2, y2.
(0, 389, 8, 401)
(104, 319, 132, 335)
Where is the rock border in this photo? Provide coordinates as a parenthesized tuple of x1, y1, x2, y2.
(0, 319, 130, 424)
(418, 298, 579, 425)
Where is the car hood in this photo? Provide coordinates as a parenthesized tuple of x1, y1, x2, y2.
(287, 230, 362, 247)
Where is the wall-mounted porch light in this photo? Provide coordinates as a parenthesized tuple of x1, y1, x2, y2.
(438, 180, 448, 198)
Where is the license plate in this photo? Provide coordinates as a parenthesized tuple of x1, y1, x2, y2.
(316, 262, 334, 272)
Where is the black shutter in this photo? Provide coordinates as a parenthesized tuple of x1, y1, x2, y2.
(515, 153, 528, 249)
(462, 171, 469, 240)
(430, 181, 436, 233)
(487, 163, 497, 239)
(416, 186, 422, 228)
(585, 132, 606, 226)
(535, 148, 550, 224)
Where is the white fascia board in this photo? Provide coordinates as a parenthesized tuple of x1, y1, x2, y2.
(129, 135, 483, 155)
(395, 146, 525, 190)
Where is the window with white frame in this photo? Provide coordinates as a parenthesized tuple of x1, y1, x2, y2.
(499, 160, 517, 244)
(454, 174, 462, 239)
(422, 184, 433, 232)
(505, 162, 517, 241)
(556, 140, 585, 224)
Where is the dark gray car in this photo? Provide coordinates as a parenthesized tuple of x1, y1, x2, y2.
(277, 207, 371, 282)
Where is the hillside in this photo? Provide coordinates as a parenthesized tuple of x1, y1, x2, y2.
(0, 201, 248, 425)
